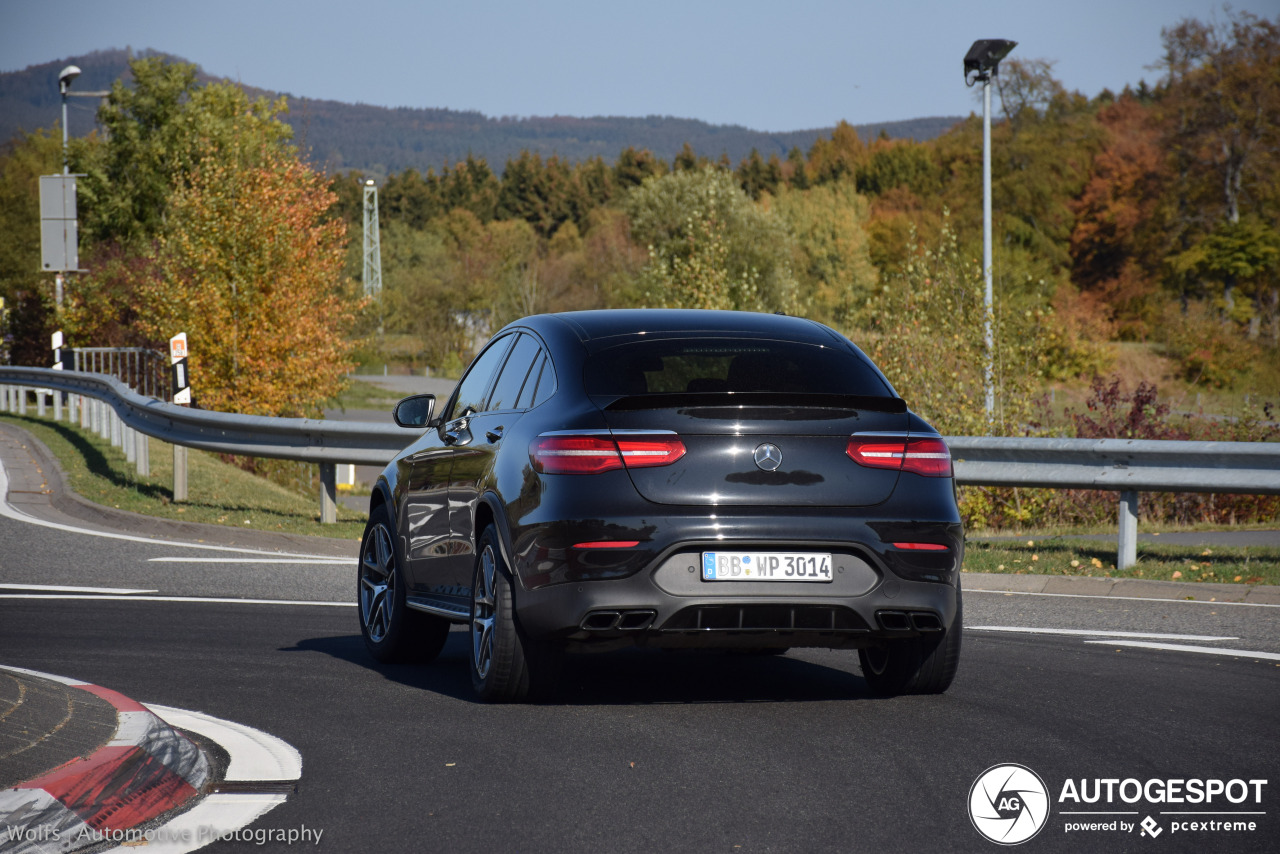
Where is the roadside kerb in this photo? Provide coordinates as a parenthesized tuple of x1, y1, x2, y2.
(0, 665, 209, 853)
(962, 570, 1280, 604)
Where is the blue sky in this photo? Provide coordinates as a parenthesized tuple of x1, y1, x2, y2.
(1, 0, 1271, 132)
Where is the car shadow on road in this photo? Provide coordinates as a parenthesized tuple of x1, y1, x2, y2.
(285, 629, 888, 705)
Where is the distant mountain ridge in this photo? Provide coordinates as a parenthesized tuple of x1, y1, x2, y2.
(1, 49, 963, 179)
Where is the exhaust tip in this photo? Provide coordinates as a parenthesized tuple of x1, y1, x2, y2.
(910, 612, 943, 632)
(618, 610, 656, 631)
(581, 611, 621, 631)
(877, 610, 911, 632)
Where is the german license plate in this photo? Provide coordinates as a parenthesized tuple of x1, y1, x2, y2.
(701, 552, 833, 582)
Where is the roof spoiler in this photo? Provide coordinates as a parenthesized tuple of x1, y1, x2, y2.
(601, 392, 907, 413)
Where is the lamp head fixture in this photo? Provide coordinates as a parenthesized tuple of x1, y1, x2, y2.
(964, 40, 1016, 86)
(58, 65, 81, 94)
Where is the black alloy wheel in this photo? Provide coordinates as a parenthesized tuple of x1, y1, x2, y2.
(470, 525, 561, 702)
(358, 503, 449, 663)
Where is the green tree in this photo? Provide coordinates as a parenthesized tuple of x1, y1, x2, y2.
(0, 129, 62, 362)
(1156, 11, 1280, 323)
(74, 56, 292, 248)
(772, 182, 878, 326)
(861, 216, 1049, 437)
(626, 167, 796, 312)
(614, 147, 666, 190)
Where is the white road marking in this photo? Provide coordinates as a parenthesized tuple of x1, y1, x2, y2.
(1083, 640, 1280, 661)
(967, 588, 1280, 608)
(0, 459, 353, 560)
(0, 582, 158, 594)
(0, 593, 353, 607)
(968, 626, 1237, 642)
(148, 557, 349, 564)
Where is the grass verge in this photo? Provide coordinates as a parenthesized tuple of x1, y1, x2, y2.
(326, 378, 404, 412)
(1, 412, 367, 540)
(964, 537, 1280, 587)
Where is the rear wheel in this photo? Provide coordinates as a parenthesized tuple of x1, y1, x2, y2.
(470, 526, 561, 702)
(859, 592, 962, 696)
(358, 503, 450, 663)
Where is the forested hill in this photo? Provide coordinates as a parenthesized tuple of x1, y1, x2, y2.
(1, 49, 961, 178)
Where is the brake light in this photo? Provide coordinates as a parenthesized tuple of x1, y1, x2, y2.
(531, 434, 687, 474)
(846, 436, 952, 477)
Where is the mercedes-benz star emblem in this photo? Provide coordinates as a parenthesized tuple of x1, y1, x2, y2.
(753, 443, 783, 472)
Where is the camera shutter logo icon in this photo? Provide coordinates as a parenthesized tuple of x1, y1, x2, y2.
(969, 764, 1050, 845)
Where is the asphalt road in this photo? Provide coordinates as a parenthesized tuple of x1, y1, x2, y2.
(2, 495, 1279, 852)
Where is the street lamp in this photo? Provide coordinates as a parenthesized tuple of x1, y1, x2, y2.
(964, 39, 1015, 422)
(58, 65, 81, 175)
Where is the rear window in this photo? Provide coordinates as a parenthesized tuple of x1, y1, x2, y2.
(583, 338, 893, 398)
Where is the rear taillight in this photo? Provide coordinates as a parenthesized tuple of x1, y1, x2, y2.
(531, 433, 687, 475)
(845, 435, 952, 478)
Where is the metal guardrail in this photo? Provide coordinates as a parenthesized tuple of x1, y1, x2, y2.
(947, 437, 1280, 495)
(0, 367, 418, 524)
(1, 367, 1277, 566)
(949, 437, 1280, 570)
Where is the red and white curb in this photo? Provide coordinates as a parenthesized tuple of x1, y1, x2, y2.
(0, 666, 207, 852)
(0, 667, 303, 853)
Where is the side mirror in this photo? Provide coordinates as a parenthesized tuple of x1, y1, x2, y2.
(392, 394, 436, 429)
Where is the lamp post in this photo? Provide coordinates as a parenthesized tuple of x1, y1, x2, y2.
(58, 65, 80, 174)
(964, 39, 1016, 422)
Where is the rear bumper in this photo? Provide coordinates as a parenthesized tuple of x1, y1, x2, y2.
(514, 542, 961, 649)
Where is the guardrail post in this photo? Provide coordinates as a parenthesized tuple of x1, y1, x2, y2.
(319, 463, 337, 524)
(110, 406, 121, 448)
(1118, 491, 1138, 571)
(68, 393, 77, 424)
(36, 391, 46, 418)
(136, 430, 149, 478)
(18, 388, 27, 416)
(173, 444, 188, 502)
(124, 423, 136, 464)
(53, 392, 62, 421)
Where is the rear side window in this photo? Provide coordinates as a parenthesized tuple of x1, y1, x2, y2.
(516, 354, 546, 410)
(583, 338, 893, 398)
(487, 334, 542, 412)
(450, 335, 515, 418)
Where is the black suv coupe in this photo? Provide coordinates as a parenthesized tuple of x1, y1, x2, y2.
(358, 309, 963, 701)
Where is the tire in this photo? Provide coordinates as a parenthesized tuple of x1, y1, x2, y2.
(470, 526, 561, 702)
(358, 503, 450, 663)
(859, 590, 962, 696)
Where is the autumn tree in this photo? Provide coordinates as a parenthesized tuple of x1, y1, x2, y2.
(1067, 96, 1166, 338)
(137, 149, 358, 416)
